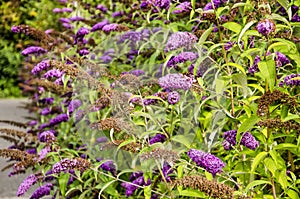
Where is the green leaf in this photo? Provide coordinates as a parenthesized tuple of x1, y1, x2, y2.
(232, 73, 248, 97)
(171, 134, 193, 148)
(144, 185, 152, 199)
(198, 26, 213, 44)
(287, 189, 300, 199)
(282, 114, 300, 122)
(257, 59, 276, 92)
(97, 180, 117, 197)
(225, 62, 246, 75)
(245, 180, 272, 193)
(251, 151, 268, 173)
(179, 188, 206, 198)
(222, 22, 242, 33)
(238, 20, 257, 48)
(264, 157, 277, 176)
(238, 115, 260, 134)
(58, 173, 70, 197)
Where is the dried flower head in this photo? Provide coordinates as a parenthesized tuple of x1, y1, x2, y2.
(140, 148, 179, 163)
(171, 175, 234, 198)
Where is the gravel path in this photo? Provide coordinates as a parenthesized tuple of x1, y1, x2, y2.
(0, 98, 36, 199)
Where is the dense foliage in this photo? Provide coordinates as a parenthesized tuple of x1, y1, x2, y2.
(0, 0, 300, 198)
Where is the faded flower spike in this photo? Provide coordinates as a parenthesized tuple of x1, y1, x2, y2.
(158, 73, 193, 91)
(187, 149, 225, 176)
(256, 19, 276, 36)
(164, 32, 198, 52)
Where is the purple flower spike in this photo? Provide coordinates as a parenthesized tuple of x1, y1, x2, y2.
(59, 18, 71, 23)
(38, 130, 56, 143)
(61, 7, 73, 12)
(167, 52, 198, 67)
(17, 174, 38, 196)
(31, 60, 51, 75)
(49, 113, 69, 126)
(248, 55, 260, 74)
(52, 8, 61, 13)
(102, 24, 123, 33)
(21, 46, 47, 56)
(149, 133, 167, 145)
(167, 91, 180, 104)
(158, 73, 193, 91)
(91, 19, 109, 32)
(121, 173, 151, 197)
(76, 27, 90, 36)
(222, 130, 259, 150)
(29, 183, 53, 199)
(43, 69, 63, 79)
(222, 130, 237, 150)
(79, 49, 89, 56)
(173, 2, 192, 14)
(241, 132, 260, 150)
(275, 52, 290, 67)
(164, 32, 198, 52)
(162, 163, 173, 182)
(256, 19, 276, 36)
(96, 4, 108, 13)
(121, 69, 145, 76)
(100, 160, 116, 174)
(68, 99, 82, 114)
(281, 73, 300, 86)
(154, 0, 171, 10)
(187, 149, 225, 176)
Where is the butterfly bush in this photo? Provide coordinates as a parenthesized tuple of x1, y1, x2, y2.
(2, 0, 300, 199)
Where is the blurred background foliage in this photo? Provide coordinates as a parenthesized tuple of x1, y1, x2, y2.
(0, 0, 60, 98)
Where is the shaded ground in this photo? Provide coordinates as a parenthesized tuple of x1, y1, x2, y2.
(0, 98, 36, 199)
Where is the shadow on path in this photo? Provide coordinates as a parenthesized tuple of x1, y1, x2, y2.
(0, 98, 36, 199)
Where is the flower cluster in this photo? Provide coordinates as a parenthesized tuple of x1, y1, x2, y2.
(222, 130, 260, 150)
(149, 133, 167, 145)
(30, 183, 53, 199)
(21, 46, 47, 56)
(158, 73, 193, 91)
(187, 149, 225, 176)
(121, 172, 151, 196)
(17, 174, 39, 196)
(52, 158, 90, 174)
(256, 19, 276, 36)
(164, 32, 198, 52)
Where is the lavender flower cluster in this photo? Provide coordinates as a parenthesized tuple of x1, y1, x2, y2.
(187, 149, 225, 176)
(121, 172, 151, 196)
(222, 130, 260, 150)
(158, 73, 193, 91)
(280, 74, 300, 86)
